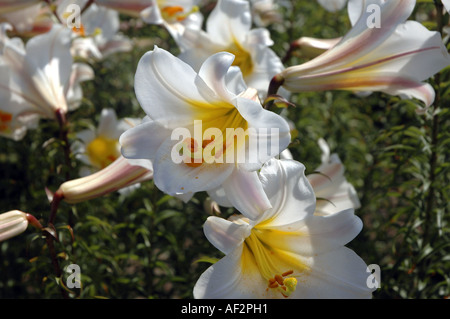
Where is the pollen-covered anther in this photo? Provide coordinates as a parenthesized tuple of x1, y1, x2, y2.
(267, 270, 297, 298)
(161, 5, 199, 22)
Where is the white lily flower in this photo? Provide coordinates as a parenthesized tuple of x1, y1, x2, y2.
(0, 210, 42, 242)
(58, 0, 132, 61)
(250, 0, 282, 27)
(72, 108, 140, 176)
(120, 47, 291, 219)
(177, 0, 285, 97)
(0, 2, 52, 36)
(317, 0, 348, 12)
(0, 23, 94, 140)
(278, 0, 450, 110)
(140, 0, 203, 43)
(307, 138, 361, 216)
(194, 159, 373, 299)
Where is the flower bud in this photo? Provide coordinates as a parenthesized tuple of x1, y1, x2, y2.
(58, 156, 153, 204)
(0, 210, 41, 242)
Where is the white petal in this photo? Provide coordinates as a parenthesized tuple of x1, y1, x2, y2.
(25, 24, 73, 112)
(291, 246, 374, 298)
(206, 0, 251, 45)
(234, 97, 291, 170)
(97, 108, 120, 138)
(152, 137, 235, 195)
(221, 168, 272, 220)
(260, 209, 363, 256)
(198, 51, 237, 101)
(258, 159, 316, 228)
(203, 216, 251, 254)
(134, 46, 210, 127)
(119, 120, 171, 160)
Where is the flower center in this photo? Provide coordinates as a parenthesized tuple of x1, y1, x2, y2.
(72, 23, 86, 37)
(86, 136, 120, 169)
(160, 5, 199, 22)
(177, 101, 249, 167)
(242, 229, 304, 298)
(267, 271, 298, 298)
(0, 110, 12, 132)
(227, 41, 254, 78)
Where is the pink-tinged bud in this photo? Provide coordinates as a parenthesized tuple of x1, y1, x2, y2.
(0, 210, 34, 242)
(58, 156, 153, 204)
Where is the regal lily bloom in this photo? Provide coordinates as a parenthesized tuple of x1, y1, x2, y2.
(95, 0, 202, 42)
(177, 0, 285, 97)
(139, 0, 203, 43)
(58, 0, 132, 61)
(72, 108, 140, 176)
(194, 159, 373, 299)
(276, 0, 450, 110)
(249, 0, 282, 27)
(307, 139, 361, 216)
(0, 23, 94, 140)
(0, 2, 52, 37)
(0, 210, 42, 242)
(120, 47, 291, 219)
(57, 155, 153, 204)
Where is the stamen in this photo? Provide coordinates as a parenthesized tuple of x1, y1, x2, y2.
(267, 270, 298, 298)
(161, 5, 199, 22)
(72, 23, 86, 37)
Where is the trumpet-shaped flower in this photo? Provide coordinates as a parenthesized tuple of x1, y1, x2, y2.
(250, 0, 282, 27)
(95, 0, 202, 43)
(0, 3, 52, 37)
(307, 139, 361, 216)
(0, 210, 42, 242)
(0, 23, 94, 140)
(58, 0, 132, 61)
(278, 0, 450, 109)
(140, 0, 203, 42)
(120, 47, 291, 219)
(194, 159, 373, 299)
(177, 0, 284, 97)
(72, 108, 140, 176)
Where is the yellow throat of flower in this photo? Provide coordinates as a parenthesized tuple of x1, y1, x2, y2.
(227, 41, 254, 78)
(178, 101, 249, 168)
(86, 136, 120, 169)
(242, 228, 307, 298)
